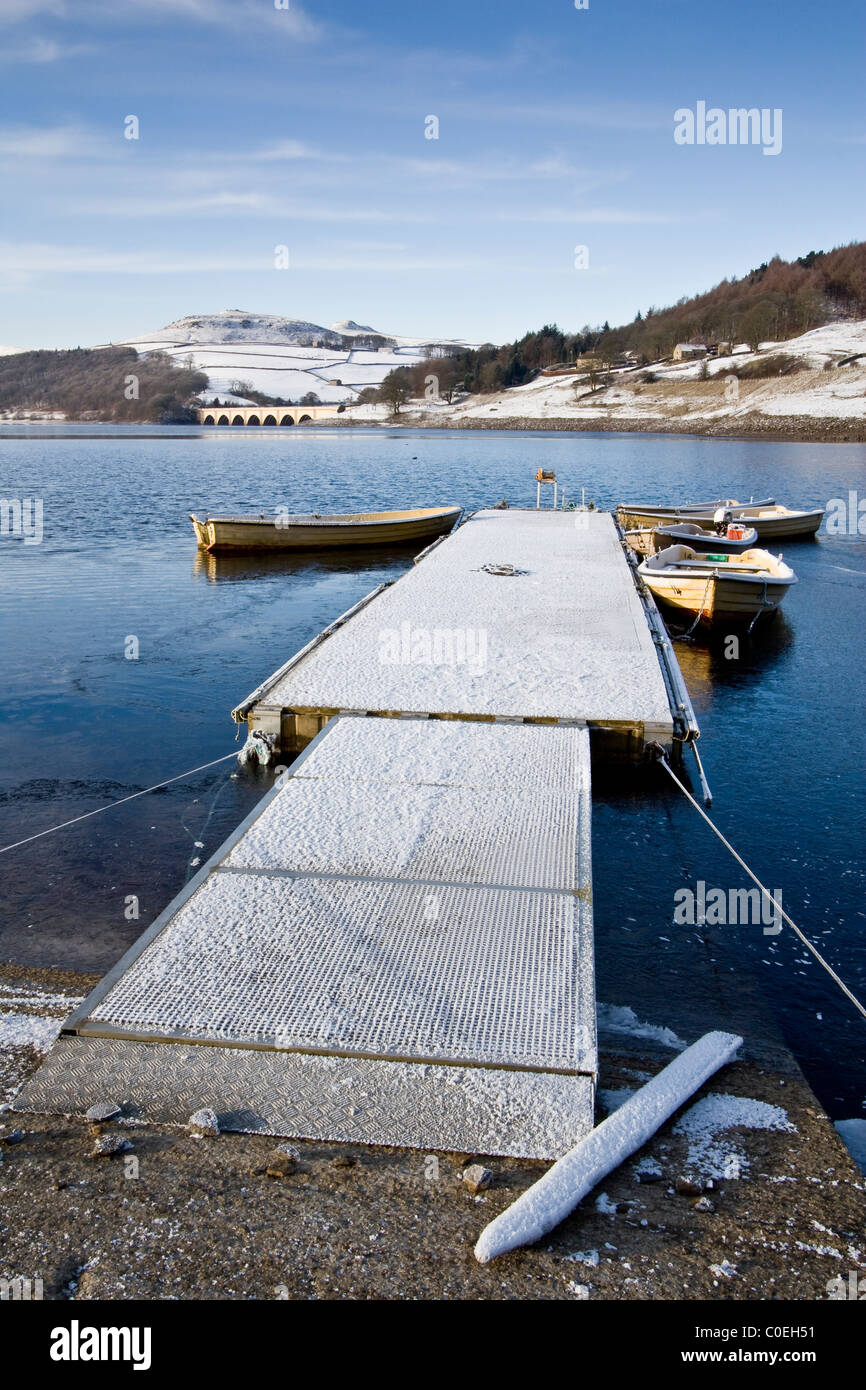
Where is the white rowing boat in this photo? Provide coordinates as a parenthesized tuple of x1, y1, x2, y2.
(617, 498, 773, 529)
(638, 544, 797, 626)
(190, 506, 462, 553)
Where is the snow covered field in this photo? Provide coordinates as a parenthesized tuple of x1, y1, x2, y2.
(109, 310, 480, 406)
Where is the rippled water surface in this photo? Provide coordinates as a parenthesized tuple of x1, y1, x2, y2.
(1, 424, 864, 1117)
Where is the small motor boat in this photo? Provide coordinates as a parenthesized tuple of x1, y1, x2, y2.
(638, 544, 797, 627)
(652, 517, 759, 555)
(715, 502, 825, 539)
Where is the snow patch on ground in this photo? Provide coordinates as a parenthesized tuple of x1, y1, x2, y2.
(564, 1248, 600, 1266)
(0, 1011, 67, 1053)
(0, 987, 83, 1013)
(673, 1093, 795, 1180)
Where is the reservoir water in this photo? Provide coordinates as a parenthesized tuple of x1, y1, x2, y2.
(1, 424, 864, 1119)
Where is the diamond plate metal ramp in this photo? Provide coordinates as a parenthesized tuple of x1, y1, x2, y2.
(16, 718, 596, 1159)
(17, 1036, 591, 1159)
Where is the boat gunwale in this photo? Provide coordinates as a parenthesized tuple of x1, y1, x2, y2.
(639, 551, 796, 583)
(192, 506, 462, 529)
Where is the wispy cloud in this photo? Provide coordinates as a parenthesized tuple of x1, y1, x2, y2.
(0, 123, 108, 158)
(499, 206, 684, 225)
(0, 36, 93, 62)
(60, 192, 432, 223)
(0, 240, 505, 277)
(0, 1, 67, 18)
(247, 140, 347, 163)
(0, 241, 275, 274)
(1, 0, 322, 38)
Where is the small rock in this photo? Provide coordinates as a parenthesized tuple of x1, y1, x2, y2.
(463, 1163, 493, 1195)
(53, 1180, 69, 1191)
(3, 1128, 25, 1145)
(277, 1143, 301, 1160)
(188, 1108, 220, 1138)
(85, 1101, 121, 1122)
(675, 1177, 703, 1197)
(691, 1195, 714, 1212)
(89, 1134, 132, 1159)
(266, 1154, 296, 1179)
(331, 1154, 356, 1169)
(636, 1169, 662, 1184)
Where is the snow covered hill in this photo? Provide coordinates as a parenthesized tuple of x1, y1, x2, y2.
(109, 309, 479, 405)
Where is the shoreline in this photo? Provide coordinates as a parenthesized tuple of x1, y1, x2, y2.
(326, 413, 866, 445)
(3, 413, 866, 445)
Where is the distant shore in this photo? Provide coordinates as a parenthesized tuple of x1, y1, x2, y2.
(326, 413, 866, 445)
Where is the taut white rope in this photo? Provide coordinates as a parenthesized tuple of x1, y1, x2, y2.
(654, 746, 866, 1023)
(0, 752, 238, 857)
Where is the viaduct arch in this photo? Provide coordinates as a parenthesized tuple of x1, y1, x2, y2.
(197, 404, 344, 427)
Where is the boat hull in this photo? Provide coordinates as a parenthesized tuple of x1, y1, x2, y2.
(724, 509, 824, 539)
(638, 545, 797, 625)
(190, 507, 462, 553)
(641, 570, 794, 622)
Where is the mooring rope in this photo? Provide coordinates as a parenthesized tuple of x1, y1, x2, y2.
(653, 746, 866, 1023)
(673, 570, 714, 642)
(0, 752, 239, 857)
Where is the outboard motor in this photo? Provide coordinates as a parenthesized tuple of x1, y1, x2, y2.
(713, 506, 732, 536)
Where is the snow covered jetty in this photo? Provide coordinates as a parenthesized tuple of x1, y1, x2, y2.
(233, 508, 695, 762)
(16, 510, 697, 1159)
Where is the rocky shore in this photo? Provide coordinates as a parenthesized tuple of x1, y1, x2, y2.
(323, 412, 866, 445)
(2, 963, 864, 1301)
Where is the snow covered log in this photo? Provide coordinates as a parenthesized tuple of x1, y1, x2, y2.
(474, 1030, 743, 1264)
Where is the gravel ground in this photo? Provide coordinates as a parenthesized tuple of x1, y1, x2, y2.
(2, 963, 864, 1302)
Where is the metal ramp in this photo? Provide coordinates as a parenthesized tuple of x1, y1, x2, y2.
(17, 717, 596, 1159)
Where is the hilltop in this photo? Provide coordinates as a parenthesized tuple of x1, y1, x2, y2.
(113, 310, 480, 406)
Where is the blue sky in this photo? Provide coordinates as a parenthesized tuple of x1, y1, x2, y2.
(1, 0, 864, 346)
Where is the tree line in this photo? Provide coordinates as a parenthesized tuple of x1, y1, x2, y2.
(0, 347, 207, 422)
(361, 239, 866, 411)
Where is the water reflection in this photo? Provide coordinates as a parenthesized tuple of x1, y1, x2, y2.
(671, 610, 795, 701)
(192, 538, 429, 583)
